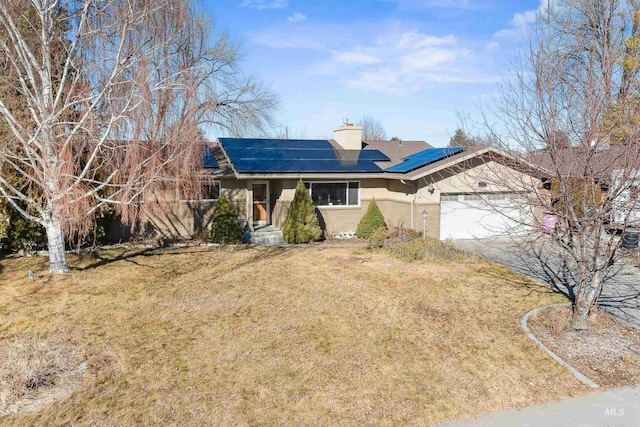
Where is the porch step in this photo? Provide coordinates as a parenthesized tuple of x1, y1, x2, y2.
(248, 226, 285, 246)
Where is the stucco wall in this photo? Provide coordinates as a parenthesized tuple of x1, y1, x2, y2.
(418, 159, 540, 202)
(271, 179, 297, 228)
(124, 179, 246, 240)
(139, 200, 200, 240)
(218, 179, 248, 219)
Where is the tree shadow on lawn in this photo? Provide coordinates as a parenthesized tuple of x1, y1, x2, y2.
(475, 239, 640, 327)
(72, 245, 293, 272)
(501, 242, 640, 327)
(474, 241, 576, 301)
(71, 247, 158, 270)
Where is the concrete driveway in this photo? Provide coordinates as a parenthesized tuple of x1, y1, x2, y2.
(455, 237, 640, 328)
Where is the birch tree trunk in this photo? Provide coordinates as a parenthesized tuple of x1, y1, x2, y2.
(44, 214, 68, 273)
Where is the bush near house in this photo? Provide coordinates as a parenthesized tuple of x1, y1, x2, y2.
(210, 194, 245, 244)
(0, 200, 115, 254)
(356, 199, 386, 239)
(282, 180, 322, 244)
(368, 226, 469, 263)
(0, 202, 47, 254)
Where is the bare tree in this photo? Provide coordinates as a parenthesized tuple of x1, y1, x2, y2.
(0, 0, 275, 272)
(484, 0, 640, 329)
(447, 127, 492, 148)
(358, 116, 387, 141)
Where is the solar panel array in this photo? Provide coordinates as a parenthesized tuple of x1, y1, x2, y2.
(203, 145, 218, 168)
(219, 138, 389, 173)
(384, 147, 464, 173)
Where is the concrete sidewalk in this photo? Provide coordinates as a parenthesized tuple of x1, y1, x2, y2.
(433, 385, 640, 426)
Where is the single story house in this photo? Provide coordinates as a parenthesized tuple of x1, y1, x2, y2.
(158, 123, 539, 241)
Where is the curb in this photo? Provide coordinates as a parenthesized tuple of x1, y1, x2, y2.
(521, 302, 599, 389)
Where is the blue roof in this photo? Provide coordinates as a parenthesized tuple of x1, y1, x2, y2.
(219, 138, 389, 173)
(384, 147, 464, 173)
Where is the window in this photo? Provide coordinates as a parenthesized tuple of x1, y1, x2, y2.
(178, 180, 220, 203)
(441, 193, 511, 202)
(202, 180, 220, 201)
(485, 193, 509, 201)
(441, 194, 461, 202)
(304, 181, 360, 206)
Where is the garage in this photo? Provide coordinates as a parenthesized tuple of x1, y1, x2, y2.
(439, 193, 529, 240)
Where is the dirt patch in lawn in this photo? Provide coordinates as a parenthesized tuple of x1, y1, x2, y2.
(528, 305, 640, 388)
(0, 335, 86, 416)
(0, 246, 587, 425)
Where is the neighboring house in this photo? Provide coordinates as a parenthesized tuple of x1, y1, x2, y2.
(611, 168, 640, 225)
(528, 144, 640, 227)
(186, 123, 541, 240)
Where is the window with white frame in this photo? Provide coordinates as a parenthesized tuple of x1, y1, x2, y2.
(304, 181, 360, 206)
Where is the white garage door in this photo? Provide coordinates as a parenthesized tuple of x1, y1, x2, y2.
(439, 193, 529, 240)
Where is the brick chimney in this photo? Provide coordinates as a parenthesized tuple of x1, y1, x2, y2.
(333, 121, 362, 150)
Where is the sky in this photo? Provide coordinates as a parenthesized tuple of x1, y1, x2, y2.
(205, 0, 545, 147)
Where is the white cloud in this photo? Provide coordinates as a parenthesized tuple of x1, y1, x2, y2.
(240, 0, 288, 10)
(287, 12, 307, 23)
(252, 23, 498, 94)
(393, 32, 456, 49)
(334, 29, 493, 94)
(485, 41, 500, 51)
(493, 1, 555, 40)
(494, 9, 536, 39)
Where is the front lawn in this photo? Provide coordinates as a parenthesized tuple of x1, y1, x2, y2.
(0, 246, 586, 425)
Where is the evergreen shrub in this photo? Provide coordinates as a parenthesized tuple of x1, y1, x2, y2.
(356, 199, 386, 239)
(0, 202, 46, 254)
(210, 194, 245, 244)
(282, 180, 322, 244)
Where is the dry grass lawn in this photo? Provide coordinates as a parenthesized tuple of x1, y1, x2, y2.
(0, 246, 589, 426)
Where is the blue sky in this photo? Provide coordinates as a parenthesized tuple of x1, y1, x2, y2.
(206, 0, 544, 146)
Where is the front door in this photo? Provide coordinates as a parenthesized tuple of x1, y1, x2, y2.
(252, 182, 270, 227)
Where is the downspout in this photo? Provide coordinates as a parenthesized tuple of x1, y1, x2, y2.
(401, 179, 417, 229)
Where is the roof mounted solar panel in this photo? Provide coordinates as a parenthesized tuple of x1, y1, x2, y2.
(231, 159, 382, 173)
(385, 147, 464, 173)
(219, 138, 331, 150)
(222, 148, 388, 161)
(218, 138, 388, 173)
(203, 145, 218, 168)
